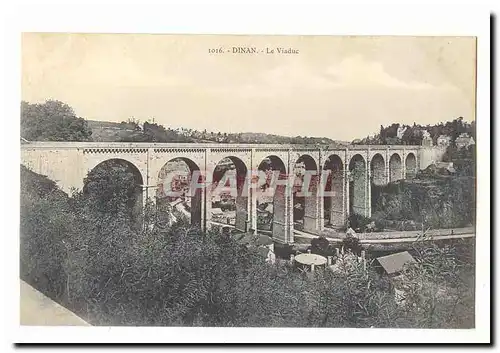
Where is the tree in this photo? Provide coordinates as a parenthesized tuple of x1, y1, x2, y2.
(310, 236, 334, 257)
(397, 241, 475, 328)
(121, 118, 142, 131)
(21, 100, 92, 141)
(20, 165, 74, 300)
(74, 159, 143, 227)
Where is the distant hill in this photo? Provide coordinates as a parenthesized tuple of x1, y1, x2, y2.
(87, 120, 348, 145)
(87, 120, 143, 142)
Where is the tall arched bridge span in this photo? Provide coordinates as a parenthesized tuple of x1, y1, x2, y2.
(21, 142, 444, 245)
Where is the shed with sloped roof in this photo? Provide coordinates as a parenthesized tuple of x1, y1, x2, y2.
(376, 251, 415, 276)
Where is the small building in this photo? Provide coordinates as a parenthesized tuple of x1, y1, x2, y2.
(211, 207, 224, 216)
(434, 161, 456, 174)
(397, 126, 408, 139)
(375, 251, 415, 276)
(455, 133, 475, 149)
(421, 130, 433, 147)
(436, 135, 452, 147)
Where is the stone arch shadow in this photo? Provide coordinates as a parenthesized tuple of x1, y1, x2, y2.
(84, 158, 145, 226)
(349, 154, 367, 217)
(389, 153, 403, 182)
(157, 157, 202, 228)
(292, 154, 319, 233)
(211, 156, 249, 232)
(323, 154, 345, 228)
(257, 155, 289, 242)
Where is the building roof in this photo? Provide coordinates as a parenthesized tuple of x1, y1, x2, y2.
(376, 251, 415, 275)
(434, 161, 456, 174)
(211, 207, 224, 215)
(169, 199, 183, 207)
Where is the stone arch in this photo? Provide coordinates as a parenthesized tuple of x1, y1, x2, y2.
(370, 153, 386, 210)
(349, 154, 367, 217)
(85, 158, 144, 225)
(257, 155, 288, 241)
(323, 154, 345, 228)
(405, 152, 417, 179)
(389, 153, 403, 182)
(292, 154, 319, 233)
(156, 157, 202, 228)
(370, 153, 386, 186)
(211, 156, 249, 232)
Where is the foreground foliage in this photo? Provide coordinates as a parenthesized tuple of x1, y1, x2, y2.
(20, 165, 474, 328)
(21, 100, 92, 141)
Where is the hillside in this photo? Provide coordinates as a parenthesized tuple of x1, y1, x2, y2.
(87, 120, 143, 142)
(87, 119, 348, 145)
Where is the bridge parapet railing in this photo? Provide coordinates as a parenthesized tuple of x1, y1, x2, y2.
(21, 141, 423, 151)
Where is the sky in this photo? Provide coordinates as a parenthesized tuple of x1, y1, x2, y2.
(21, 33, 476, 141)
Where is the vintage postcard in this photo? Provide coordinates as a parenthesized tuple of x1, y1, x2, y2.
(15, 23, 489, 344)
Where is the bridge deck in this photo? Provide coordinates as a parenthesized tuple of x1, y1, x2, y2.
(21, 141, 421, 151)
(210, 221, 474, 244)
(294, 228, 475, 244)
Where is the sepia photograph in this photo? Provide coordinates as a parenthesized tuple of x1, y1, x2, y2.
(10, 5, 492, 343)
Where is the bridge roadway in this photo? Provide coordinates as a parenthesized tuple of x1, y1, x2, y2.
(22, 141, 445, 245)
(293, 227, 475, 244)
(211, 221, 474, 245)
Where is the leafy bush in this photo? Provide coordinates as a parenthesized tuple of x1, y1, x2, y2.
(348, 213, 373, 232)
(398, 241, 475, 328)
(372, 176, 475, 229)
(20, 166, 74, 301)
(21, 100, 92, 141)
(341, 237, 362, 255)
(310, 236, 335, 257)
(20, 164, 475, 328)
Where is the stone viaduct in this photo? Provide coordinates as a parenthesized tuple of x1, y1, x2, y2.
(21, 142, 444, 244)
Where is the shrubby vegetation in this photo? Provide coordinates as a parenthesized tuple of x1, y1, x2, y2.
(353, 117, 475, 146)
(347, 213, 377, 233)
(20, 164, 474, 328)
(119, 119, 195, 143)
(397, 241, 475, 328)
(21, 100, 92, 141)
(370, 140, 475, 230)
(371, 175, 475, 230)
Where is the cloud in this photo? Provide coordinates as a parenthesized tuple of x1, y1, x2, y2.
(209, 55, 458, 99)
(263, 62, 336, 90)
(326, 55, 457, 91)
(209, 61, 337, 98)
